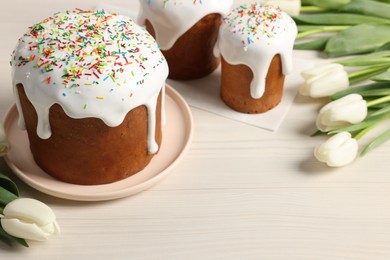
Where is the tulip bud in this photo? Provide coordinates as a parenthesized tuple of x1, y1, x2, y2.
(316, 94, 367, 132)
(300, 64, 349, 98)
(1, 198, 60, 241)
(0, 124, 10, 157)
(314, 132, 358, 167)
(265, 0, 301, 16)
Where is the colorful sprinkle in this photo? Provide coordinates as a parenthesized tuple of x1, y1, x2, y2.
(222, 4, 290, 49)
(12, 9, 165, 99)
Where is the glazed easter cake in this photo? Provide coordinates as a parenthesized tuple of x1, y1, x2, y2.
(11, 9, 169, 185)
(216, 3, 297, 113)
(138, 0, 233, 80)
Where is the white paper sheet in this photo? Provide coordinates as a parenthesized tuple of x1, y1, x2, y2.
(168, 58, 313, 131)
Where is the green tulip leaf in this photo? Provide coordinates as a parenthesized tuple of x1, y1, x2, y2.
(361, 128, 390, 156)
(375, 42, 390, 52)
(325, 24, 390, 57)
(359, 89, 390, 97)
(301, 0, 351, 9)
(371, 68, 390, 81)
(0, 173, 19, 197)
(329, 113, 390, 134)
(331, 82, 390, 100)
(339, 0, 390, 20)
(349, 65, 390, 84)
(336, 51, 390, 67)
(369, 105, 390, 117)
(294, 37, 330, 50)
(293, 13, 390, 25)
(0, 226, 29, 247)
(0, 187, 18, 208)
(338, 58, 390, 67)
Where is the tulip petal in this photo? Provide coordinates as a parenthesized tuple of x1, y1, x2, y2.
(306, 70, 349, 98)
(316, 94, 367, 131)
(3, 198, 56, 226)
(301, 63, 345, 80)
(1, 218, 50, 241)
(327, 141, 358, 167)
(300, 63, 349, 98)
(314, 132, 358, 167)
(265, 0, 301, 16)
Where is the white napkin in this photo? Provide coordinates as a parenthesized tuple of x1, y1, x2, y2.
(96, 3, 313, 131)
(168, 58, 313, 131)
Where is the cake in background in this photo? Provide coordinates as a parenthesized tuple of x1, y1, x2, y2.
(138, 0, 233, 80)
(216, 3, 297, 114)
(11, 9, 169, 185)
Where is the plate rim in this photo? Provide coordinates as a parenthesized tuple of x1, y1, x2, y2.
(2, 84, 193, 201)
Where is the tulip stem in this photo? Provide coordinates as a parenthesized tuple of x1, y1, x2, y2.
(354, 122, 381, 141)
(300, 6, 326, 13)
(296, 26, 351, 39)
(348, 65, 390, 84)
(367, 95, 390, 108)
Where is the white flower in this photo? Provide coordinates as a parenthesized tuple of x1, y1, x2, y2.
(266, 0, 301, 16)
(0, 124, 9, 157)
(316, 93, 367, 132)
(314, 132, 358, 167)
(300, 63, 349, 98)
(1, 198, 60, 241)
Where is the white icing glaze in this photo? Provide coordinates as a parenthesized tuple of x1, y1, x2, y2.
(216, 4, 297, 99)
(138, 0, 233, 50)
(11, 10, 168, 154)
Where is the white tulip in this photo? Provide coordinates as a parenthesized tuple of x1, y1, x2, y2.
(300, 63, 349, 98)
(1, 198, 60, 241)
(0, 124, 9, 157)
(314, 132, 358, 167)
(316, 94, 367, 132)
(265, 0, 301, 16)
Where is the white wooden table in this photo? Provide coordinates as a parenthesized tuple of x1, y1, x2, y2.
(1, 1, 390, 259)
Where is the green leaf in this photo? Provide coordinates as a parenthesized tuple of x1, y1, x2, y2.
(331, 82, 390, 100)
(338, 58, 390, 67)
(359, 89, 390, 97)
(349, 65, 390, 84)
(325, 24, 390, 57)
(369, 105, 390, 117)
(373, 0, 390, 3)
(311, 130, 327, 136)
(0, 173, 19, 197)
(0, 187, 18, 207)
(328, 113, 390, 134)
(301, 0, 351, 9)
(293, 13, 390, 25)
(361, 128, 390, 156)
(294, 37, 330, 50)
(375, 42, 390, 52)
(0, 226, 29, 247)
(339, 0, 390, 20)
(371, 68, 390, 81)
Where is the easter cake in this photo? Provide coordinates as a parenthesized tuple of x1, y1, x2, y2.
(216, 3, 297, 113)
(11, 9, 169, 185)
(138, 0, 233, 80)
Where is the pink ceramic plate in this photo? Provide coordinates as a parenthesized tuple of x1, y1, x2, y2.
(3, 85, 193, 201)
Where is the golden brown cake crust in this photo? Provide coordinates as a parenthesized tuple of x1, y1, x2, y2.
(17, 84, 162, 185)
(145, 13, 221, 80)
(220, 54, 285, 114)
